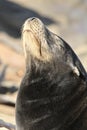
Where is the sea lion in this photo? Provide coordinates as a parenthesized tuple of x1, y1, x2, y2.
(16, 17, 87, 130)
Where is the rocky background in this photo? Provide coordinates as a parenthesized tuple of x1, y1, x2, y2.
(0, 0, 87, 129)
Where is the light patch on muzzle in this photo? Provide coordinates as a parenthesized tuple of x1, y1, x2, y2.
(22, 17, 53, 62)
(22, 30, 41, 58)
(22, 29, 52, 62)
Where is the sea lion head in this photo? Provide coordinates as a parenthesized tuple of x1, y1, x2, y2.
(22, 17, 62, 63)
(17, 17, 87, 130)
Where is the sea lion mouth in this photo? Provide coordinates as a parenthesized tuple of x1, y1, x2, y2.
(23, 29, 31, 33)
(22, 17, 52, 62)
(23, 28, 42, 56)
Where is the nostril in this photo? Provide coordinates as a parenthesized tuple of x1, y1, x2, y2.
(30, 17, 36, 21)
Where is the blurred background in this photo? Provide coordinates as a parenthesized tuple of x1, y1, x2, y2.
(0, 0, 87, 129)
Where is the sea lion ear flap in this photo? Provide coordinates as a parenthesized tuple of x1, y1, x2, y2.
(73, 66, 80, 76)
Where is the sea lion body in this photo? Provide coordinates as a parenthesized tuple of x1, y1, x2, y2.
(16, 17, 87, 130)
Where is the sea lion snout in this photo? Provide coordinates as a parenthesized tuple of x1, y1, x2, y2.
(23, 17, 45, 34)
(29, 17, 36, 21)
(22, 17, 53, 62)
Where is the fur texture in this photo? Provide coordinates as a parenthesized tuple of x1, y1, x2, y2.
(16, 17, 87, 130)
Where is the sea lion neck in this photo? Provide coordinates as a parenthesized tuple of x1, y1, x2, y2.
(25, 53, 53, 80)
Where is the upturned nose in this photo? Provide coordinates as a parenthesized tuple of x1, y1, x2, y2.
(29, 17, 36, 21)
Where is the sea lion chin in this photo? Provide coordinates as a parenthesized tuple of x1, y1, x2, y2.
(16, 17, 87, 130)
(22, 17, 53, 62)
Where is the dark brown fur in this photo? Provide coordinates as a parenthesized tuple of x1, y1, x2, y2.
(16, 17, 87, 130)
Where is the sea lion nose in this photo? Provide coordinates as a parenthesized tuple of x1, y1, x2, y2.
(30, 17, 36, 21)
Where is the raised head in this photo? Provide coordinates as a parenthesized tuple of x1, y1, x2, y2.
(22, 17, 63, 64)
(22, 17, 52, 61)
